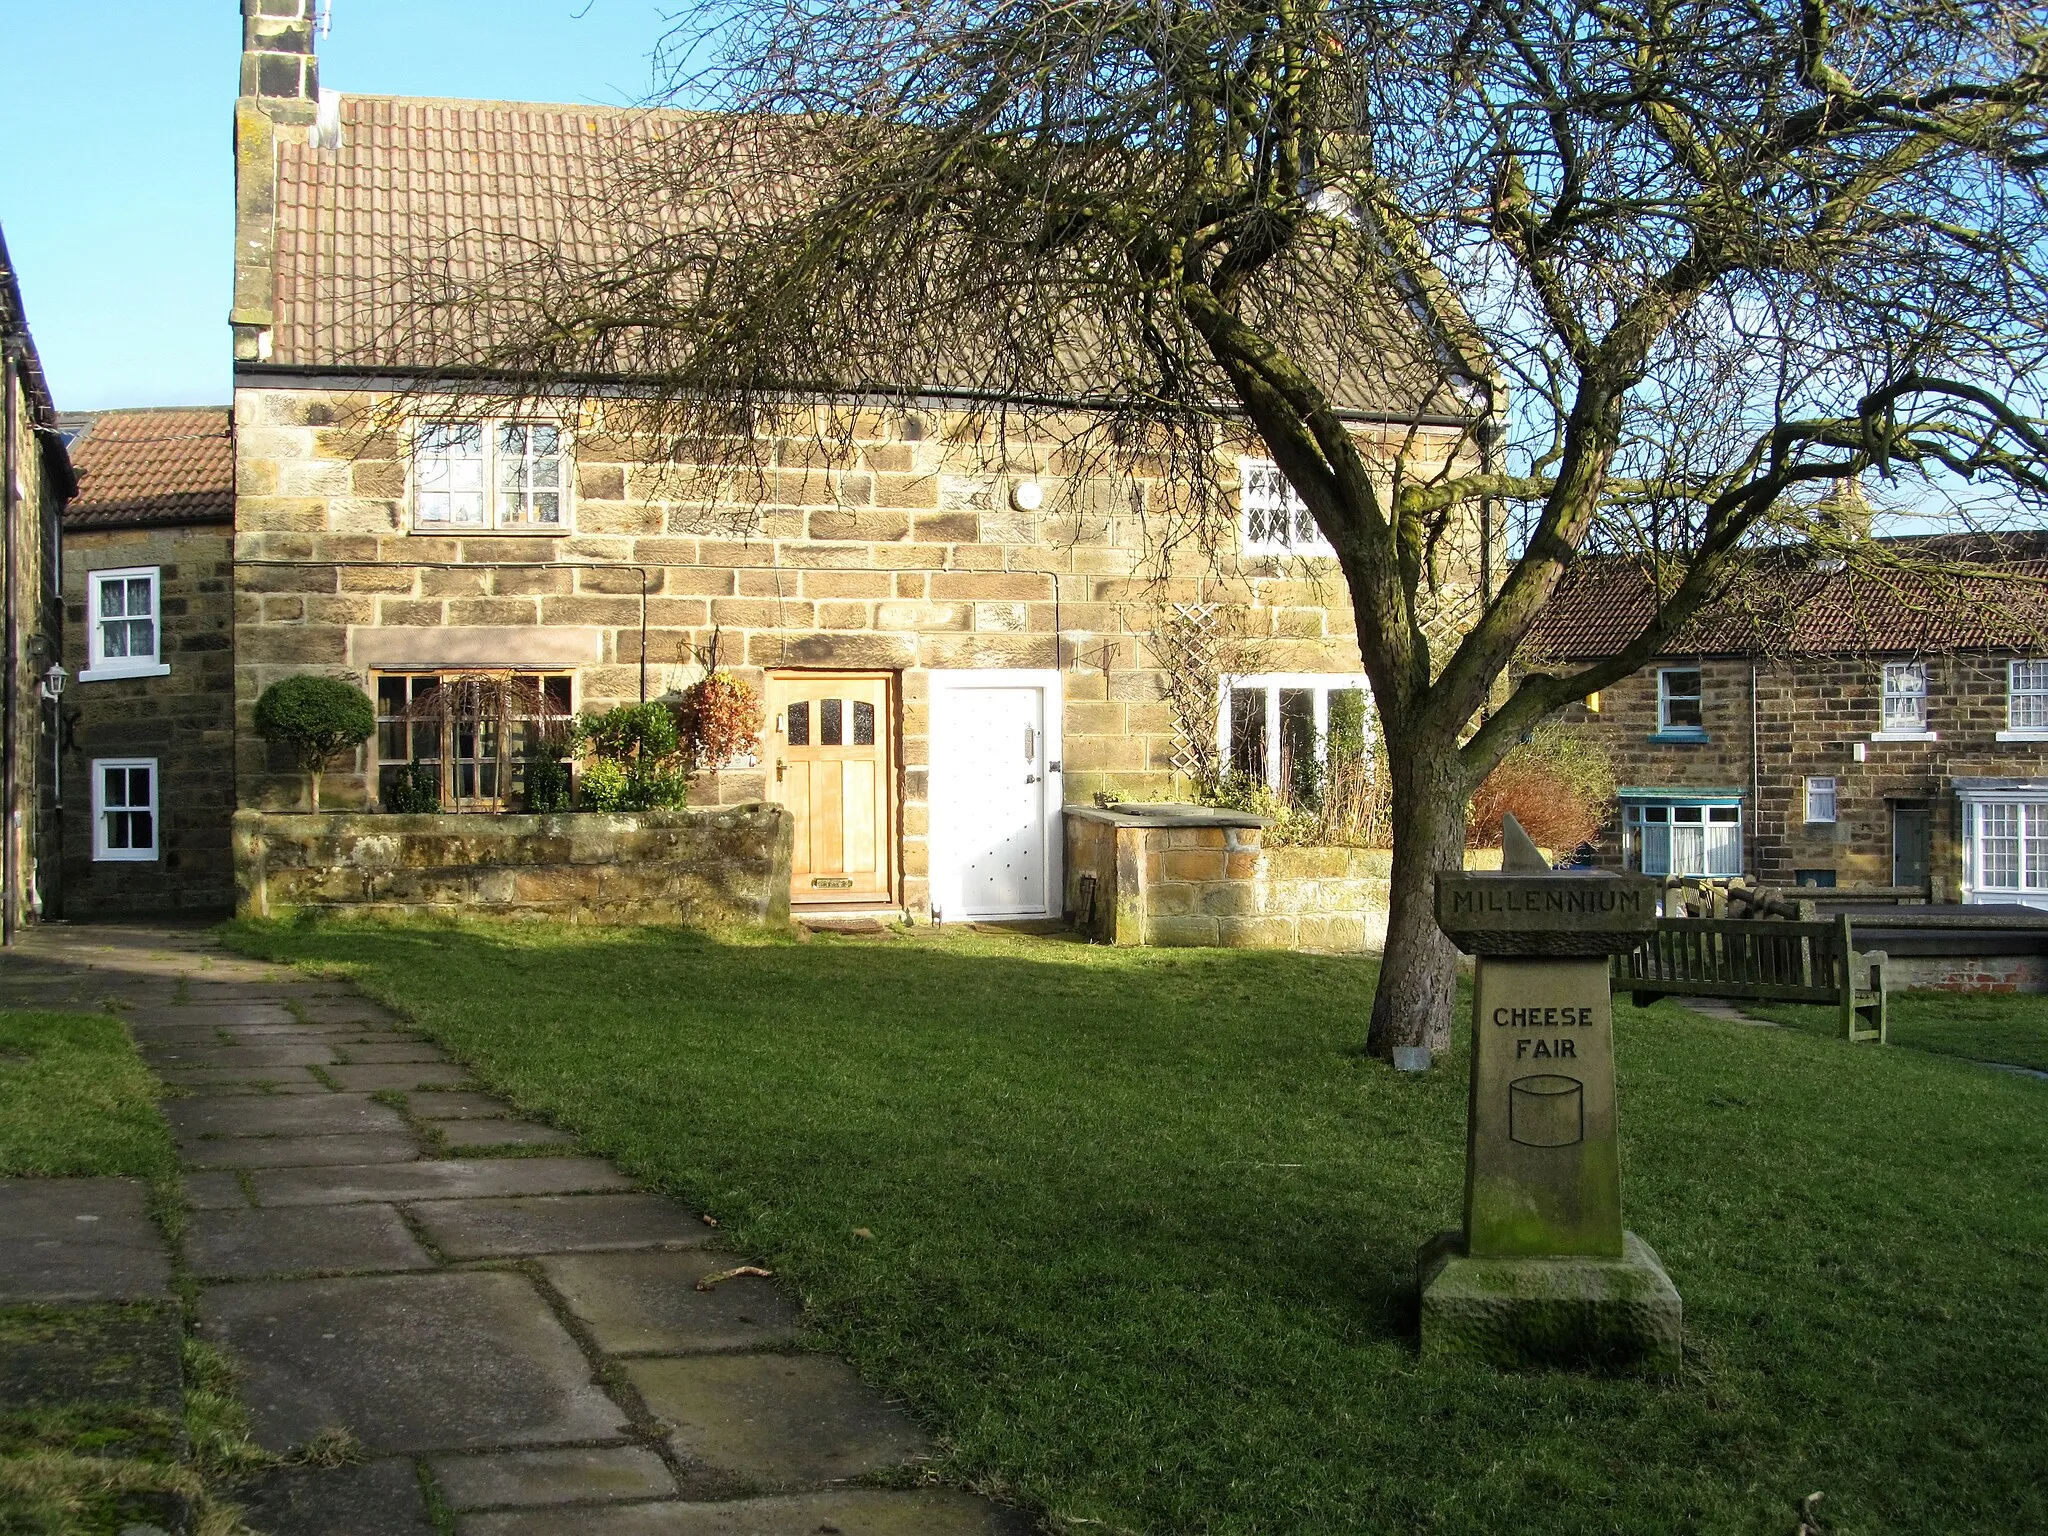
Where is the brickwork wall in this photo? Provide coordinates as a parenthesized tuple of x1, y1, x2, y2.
(62, 523, 237, 915)
(236, 386, 1484, 915)
(1557, 651, 2048, 895)
(6, 375, 63, 927)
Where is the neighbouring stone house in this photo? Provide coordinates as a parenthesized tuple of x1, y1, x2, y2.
(0, 222, 72, 938)
(224, 2, 1491, 923)
(55, 408, 236, 916)
(1527, 535, 2048, 905)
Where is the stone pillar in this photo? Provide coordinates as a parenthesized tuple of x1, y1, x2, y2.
(1418, 819, 1682, 1373)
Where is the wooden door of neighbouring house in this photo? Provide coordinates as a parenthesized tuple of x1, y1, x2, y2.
(766, 672, 895, 906)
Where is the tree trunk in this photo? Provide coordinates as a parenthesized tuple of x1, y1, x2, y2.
(309, 768, 322, 813)
(1366, 731, 1469, 1058)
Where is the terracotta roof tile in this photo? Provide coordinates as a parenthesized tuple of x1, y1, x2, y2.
(64, 408, 234, 529)
(1522, 535, 2048, 659)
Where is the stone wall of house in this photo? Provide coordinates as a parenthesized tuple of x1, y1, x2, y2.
(234, 803, 791, 926)
(4, 368, 64, 930)
(1558, 651, 2048, 894)
(234, 386, 1486, 915)
(62, 523, 237, 915)
(1065, 807, 1503, 950)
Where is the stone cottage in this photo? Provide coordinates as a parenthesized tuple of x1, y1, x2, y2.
(1528, 535, 2048, 905)
(0, 222, 71, 939)
(56, 408, 236, 916)
(224, 2, 1491, 922)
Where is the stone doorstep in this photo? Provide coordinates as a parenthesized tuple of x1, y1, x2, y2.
(0, 1177, 174, 1303)
(427, 1445, 676, 1511)
(622, 1355, 929, 1487)
(457, 1489, 1032, 1536)
(537, 1252, 799, 1355)
(405, 1195, 718, 1261)
(185, 1203, 437, 1280)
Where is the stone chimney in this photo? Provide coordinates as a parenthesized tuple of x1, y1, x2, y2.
(1816, 476, 1874, 544)
(232, 0, 323, 363)
(241, 0, 320, 122)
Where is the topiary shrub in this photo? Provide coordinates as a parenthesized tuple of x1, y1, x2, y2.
(253, 675, 376, 811)
(384, 761, 440, 813)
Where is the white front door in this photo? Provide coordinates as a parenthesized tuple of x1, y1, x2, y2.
(932, 673, 1061, 919)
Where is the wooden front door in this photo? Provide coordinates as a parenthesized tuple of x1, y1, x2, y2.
(767, 672, 895, 906)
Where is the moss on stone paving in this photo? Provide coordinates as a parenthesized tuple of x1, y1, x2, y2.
(225, 916, 2048, 1535)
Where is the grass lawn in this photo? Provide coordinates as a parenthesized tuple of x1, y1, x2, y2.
(0, 1011, 175, 1179)
(223, 917, 2048, 1535)
(1748, 987, 2048, 1072)
(0, 1010, 256, 1535)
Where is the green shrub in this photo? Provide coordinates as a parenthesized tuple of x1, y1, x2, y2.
(384, 761, 440, 813)
(523, 755, 573, 813)
(579, 757, 629, 811)
(580, 703, 680, 764)
(252, 675, 376, 810)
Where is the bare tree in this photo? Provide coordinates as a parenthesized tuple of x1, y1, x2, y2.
(394, 0, 2048, 1055)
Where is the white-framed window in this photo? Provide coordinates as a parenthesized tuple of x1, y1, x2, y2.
(1961, 794, 2048, 906)
(2007, 660, 2048, 736)
(413, 420, 568, 532)
(1217, 674, 1370, 794)
(1238, 458, 1334, 557)
(1879, 661, 1930, 735)
(1656, 668, 1704, 735)
(91, 758, 157, 862)
(1621, 796, 1742, 876)
(81, 567, 168, 681)
(1805, 776, 1838, 823)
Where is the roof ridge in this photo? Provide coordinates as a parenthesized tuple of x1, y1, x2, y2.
(336, 93, 711, 120)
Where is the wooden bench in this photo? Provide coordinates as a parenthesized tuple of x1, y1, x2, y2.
(1614, 911, 1888, 1043)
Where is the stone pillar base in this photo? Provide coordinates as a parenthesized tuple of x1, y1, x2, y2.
(1417, 1229, 1683, 1376)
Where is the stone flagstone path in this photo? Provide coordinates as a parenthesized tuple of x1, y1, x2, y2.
(0, 923, 1025, 1536)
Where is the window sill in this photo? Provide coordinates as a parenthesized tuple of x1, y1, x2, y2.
(1995, 730, 2048, 743)
(409, 525, 569, 537)
(1871, 730, 1937, 742)
(1647, 730, 1709, 744)
(91, 851, 158, 863)
(79, 663, 170, 683)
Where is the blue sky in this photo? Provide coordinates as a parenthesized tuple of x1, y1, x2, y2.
(0, 1, 676, 412)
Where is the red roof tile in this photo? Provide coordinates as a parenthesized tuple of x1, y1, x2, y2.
(64, 408, 233, 529)
(1522, 536, 2048, 659)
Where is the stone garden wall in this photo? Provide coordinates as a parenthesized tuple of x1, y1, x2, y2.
(1065, 805, 1504, 951)
(234, 804, 792, 926)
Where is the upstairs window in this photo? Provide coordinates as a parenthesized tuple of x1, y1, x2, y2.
(1656, 668, 1704, 735)
(414, 421, 566, 531)
(82, 567, 168, 681)
(1239, 458, 1334, 557)
(2010, 660, 2048, 734)
(1881, 661, 1928, 733)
